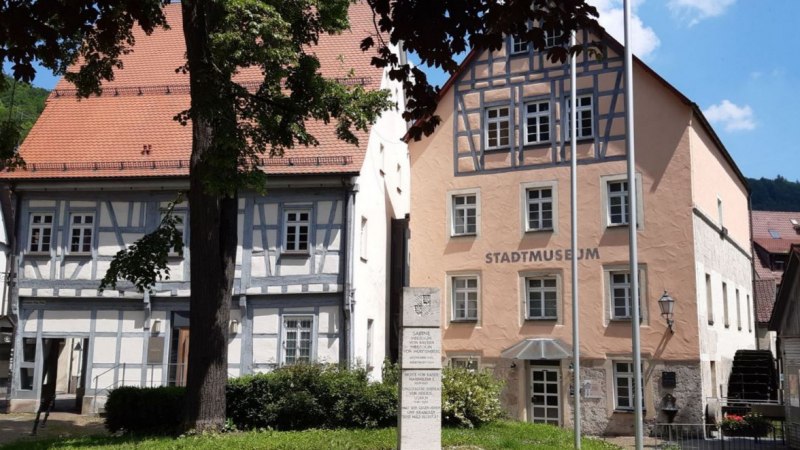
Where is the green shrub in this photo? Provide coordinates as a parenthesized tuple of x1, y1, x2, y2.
(104, 386, 186, 434)
(226, 364, 397, 431)
(442, 366, 505, 428)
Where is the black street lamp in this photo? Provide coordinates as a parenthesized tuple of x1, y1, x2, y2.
(658, 290, 675, 333)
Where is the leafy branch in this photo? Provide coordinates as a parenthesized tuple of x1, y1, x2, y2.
(99, 194, 185, 293)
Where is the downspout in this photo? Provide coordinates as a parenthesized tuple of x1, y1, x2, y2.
(3, 184, 20, 406)
(343, 177, 358, 368)
(747, 191, 759, 349)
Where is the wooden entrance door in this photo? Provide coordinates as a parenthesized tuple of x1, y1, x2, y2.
(176, 328, 190, 386)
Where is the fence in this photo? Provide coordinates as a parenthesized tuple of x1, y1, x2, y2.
(605, 423, 788, 450)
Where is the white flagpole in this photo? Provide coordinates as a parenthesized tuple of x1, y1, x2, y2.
(569, 30, 581, 450)
(623, 0, 644, 448)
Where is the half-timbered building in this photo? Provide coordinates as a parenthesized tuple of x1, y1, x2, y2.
(3, 2, 409, 413)
(407, 29, 756, 434)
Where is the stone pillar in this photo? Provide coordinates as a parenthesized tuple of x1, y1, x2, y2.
(398, 287, 441, 450)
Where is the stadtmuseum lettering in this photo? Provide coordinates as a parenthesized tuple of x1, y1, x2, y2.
(485, 248, 600, 264)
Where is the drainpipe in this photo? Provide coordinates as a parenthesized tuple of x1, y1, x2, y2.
(3, 184, 20, 406)
(342, 178, 358, 368)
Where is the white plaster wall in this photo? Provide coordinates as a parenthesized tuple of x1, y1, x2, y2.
(350, 53, 409, 379)
(41, 310, 91, 332)
(694, 215, 756, 401)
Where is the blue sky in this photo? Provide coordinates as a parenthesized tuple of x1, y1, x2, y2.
(412, 0, 800, 181)
(10, 0, 798, 180)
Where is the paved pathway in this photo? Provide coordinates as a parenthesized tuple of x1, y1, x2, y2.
(0, 412, 106, 447)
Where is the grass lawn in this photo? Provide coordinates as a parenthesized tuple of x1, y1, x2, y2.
(0, 421, 619, 449)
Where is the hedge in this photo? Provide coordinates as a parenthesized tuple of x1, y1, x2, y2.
(105, 362, 504, 434)
(105, 386, 186, 433)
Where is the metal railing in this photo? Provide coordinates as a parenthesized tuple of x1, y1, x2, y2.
(91, 363, 239, 413)
(604, 423, 787, 450)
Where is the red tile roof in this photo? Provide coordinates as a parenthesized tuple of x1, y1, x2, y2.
(752, 210, 800, 251)
(5, 2, 383, 180)
(754, 279, 777, 324)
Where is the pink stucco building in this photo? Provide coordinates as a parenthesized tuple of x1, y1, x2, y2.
(408, 30, 755, 435)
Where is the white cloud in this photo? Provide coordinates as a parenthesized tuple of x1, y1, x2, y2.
(667, 0, 735, 26)
(589, 0, 660, 59)
(703, 100, 756, 132)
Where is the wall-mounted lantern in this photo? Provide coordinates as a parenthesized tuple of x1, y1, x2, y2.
(151, 319, 162, 335)
(658, 290, 675, 333)
(229, 319, 240, 335)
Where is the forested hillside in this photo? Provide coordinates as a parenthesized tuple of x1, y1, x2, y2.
(0, 74, 50, 141)
(748, 176, 800, 212)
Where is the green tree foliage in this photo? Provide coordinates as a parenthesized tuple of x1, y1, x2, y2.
(0, 0, 601, 431)
(0, 74, 49, 140)
(748, 176, 800, 212)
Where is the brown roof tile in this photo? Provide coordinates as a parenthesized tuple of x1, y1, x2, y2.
(5, 2, 383, 180)
(754, 279, 777, 324)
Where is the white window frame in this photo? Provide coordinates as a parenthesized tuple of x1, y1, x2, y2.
(564, 94, 594, 140)
(28, 213, 54, 253)
(510, 35, 529, 55)
(613, 361, 643, 411)
(366, 318, 374, 370)
(735, 288, 742, 331)
(283, 207, 312, 254)
(523, 183, 556, 232)
(68, 213, 95, 254)
(722, 282, 729, 328)
(484, 106, 511, 150)
(448, 190, 480, 237)
(282, 315, 315, 365)
(525, 276, 559, 320)
(360, 216, 368, 261)
(544, 28, 564, 49)
(524, 100, 551, 145)
(604, 266, 647, 322)
(450, 274, 480, 322)
(600, 173, 644, 229)
(706, 273, 714, 325)
(747, 294, 752, 332)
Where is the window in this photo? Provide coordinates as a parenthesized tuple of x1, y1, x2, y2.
(28, 214, 53, 253)
(706, 274, 714, 325)
(722, 282, 729, 328)
(607, 181, 630, 226)
(613, 361, 646, 411)
(607, 269, 644, 321)
(283, 316, 313, 365)
(451, 357, 479, 372)
(360, 216, 368, 261)
(544, 28, 564, 49)
(717, 197, 724, 226)
(526, 277, 558, 319)
(565, 95, 593, 139)
(284, 209, 311, 253)
(747, 295, 752, 332)
(524, 101, 551, 145)
(452, 276, 479, 321)
(366, 319, 374, 370)
(379, 143, 385, 175)
(736, 289, 741, 330)
(69, 214, 94, 253)
(710, 361, 718, 397)
(614, 362, 643, 411)
(769, 229, 781, 239)
(510, 35, 528, 54)
(161, 211, 186, 256)
(485, 106, 510, 149)
(526, 187, 554, 231)
(451, 194, 478, 236)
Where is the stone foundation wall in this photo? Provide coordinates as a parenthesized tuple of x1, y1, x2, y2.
(492, 358, 704, 436)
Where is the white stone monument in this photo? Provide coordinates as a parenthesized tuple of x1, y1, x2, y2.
(399, 287, 441, 450)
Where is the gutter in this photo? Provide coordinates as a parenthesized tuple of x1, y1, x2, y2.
(342, 177, 359, 367)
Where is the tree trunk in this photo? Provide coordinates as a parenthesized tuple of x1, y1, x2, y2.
(180, 0, 238, 431)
